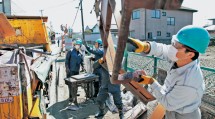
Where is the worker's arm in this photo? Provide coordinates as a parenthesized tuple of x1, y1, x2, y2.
(85, 45, 104, 55)
(92, 59, 102, 69)
(118, 70, 151, 83)
(127, 37, 174, 62)
(65, 50, 71, 72)
(127, 37, 150, 53)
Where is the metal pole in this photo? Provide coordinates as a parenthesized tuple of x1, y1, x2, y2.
(80, 0, 85, 40)
(2, 0, 5, 13)
(19, 49, 29, 119)
(40, 9, 44, 17)
(154, 56, 157, 76)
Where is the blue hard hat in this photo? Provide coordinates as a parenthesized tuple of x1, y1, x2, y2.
(75, 39, 82, 45)
(174, 25, 210, 54)
(95, 39, 102, 45)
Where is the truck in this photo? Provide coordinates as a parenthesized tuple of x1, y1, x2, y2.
(0, 13, 55, 119)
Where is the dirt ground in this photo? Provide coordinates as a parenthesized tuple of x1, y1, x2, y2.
(46, 58, 121, 119)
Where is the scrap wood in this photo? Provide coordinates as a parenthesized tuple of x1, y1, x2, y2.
(124, 102, 146, 119)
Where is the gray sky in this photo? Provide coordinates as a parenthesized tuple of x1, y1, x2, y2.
(11, 0, 215, 33)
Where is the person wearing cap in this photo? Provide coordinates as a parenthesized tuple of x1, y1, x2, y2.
(120, 25, 210, 119)
(84, 38, 104, 97)
(65, 39, 84, 102)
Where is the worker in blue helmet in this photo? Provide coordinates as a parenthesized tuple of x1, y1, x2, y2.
(84, 38, 104, 97)
(65, 39, 84, 104)
(121, 25, 210, 119)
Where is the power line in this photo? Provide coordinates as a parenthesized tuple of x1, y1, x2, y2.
(11, 0, 27, 13)
(71, 0, 83, 28)
(11, 0, 77, 14)
(43, 0, 76, 10)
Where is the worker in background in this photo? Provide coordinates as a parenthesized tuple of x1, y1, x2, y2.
(93, 57, 124, 119)
(57, 38, 60, 47)
(84, 38, 104, 97)
(65, 39, 84, 102)
(120, 25, 210, 119)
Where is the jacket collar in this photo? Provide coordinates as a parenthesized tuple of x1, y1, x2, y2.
(171, 60, 198, 75)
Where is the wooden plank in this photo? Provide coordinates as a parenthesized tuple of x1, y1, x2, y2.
(124, 102, 147, 119)
(0, 13, 15, 39)
(105, 32, 116, 72)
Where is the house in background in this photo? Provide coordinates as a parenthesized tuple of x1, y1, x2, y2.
(205, 19, 215, 45)
(129, 6, 197, 44)
(84, 24, 118, 45)
(205, 19, 215, 39)
(0, 0, 11, 15)
(85, 24, 100, 33)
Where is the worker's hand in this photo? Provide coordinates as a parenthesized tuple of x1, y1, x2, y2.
(127, 37, 150, 53)
(98, 58, 104, 64)
(80, 66, 86, 72)
(118, 70, 146, 82)
(136, 75, 155, 85)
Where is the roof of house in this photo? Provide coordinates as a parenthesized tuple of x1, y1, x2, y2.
(208, 18, 215, 20)
(179, 6, 197, 12)
(85, 24, 98, 30)
(205, 25, 215, 31)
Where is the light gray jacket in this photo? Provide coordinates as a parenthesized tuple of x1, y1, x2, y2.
(142, 42, 204, 118)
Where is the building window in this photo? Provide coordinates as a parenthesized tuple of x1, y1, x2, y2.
(148, 32, 152, 39)
(162, 12, 166, 16)
(166, 32, 171, 37)
(132, 10, 140, 20)
(157, 31, 161, 36)
(167, 17, 175, 25)
(151, 10, 160, 19)
(130, 30, 135, 38)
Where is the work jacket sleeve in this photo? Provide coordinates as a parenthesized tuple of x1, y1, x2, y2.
(86, 46, 103, 55)
(80, 55, 84, 67)
(150, 81, 198, 112)
(65, 50, 71, 69)
(140, 41, 172, 62)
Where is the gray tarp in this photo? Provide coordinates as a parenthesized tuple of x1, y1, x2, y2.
(31, 56, 56, 83)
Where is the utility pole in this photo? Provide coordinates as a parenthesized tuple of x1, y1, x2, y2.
(40, 9, 44, 17)
(1, 0, 5, 13)
(80, 0, 85, 40)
